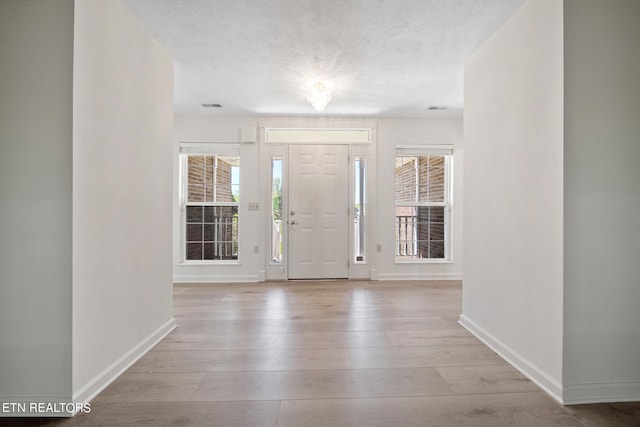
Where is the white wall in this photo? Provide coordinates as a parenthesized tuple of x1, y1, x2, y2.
(173, 116, 263, 282)
(461, 0, 565, 401)
(562, 0, 640, 403)
(173, 116, 462, 282)
(72, 0, 175, 402)
(0, 0, 74, 405)
(376, 118, 463, 280)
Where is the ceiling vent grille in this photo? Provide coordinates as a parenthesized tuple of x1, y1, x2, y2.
(201, 103, 222, 108)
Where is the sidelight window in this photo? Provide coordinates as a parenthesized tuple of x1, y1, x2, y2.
(271, 156, 283, 264)
(354, 156, 367, 263)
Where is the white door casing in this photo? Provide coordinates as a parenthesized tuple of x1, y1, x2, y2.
(288, 144, 349, 279)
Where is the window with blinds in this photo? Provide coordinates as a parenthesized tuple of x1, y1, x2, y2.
(181, 149, 240, 262)
(395, 146, 452, 261)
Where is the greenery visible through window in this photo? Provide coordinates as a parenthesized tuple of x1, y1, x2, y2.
(354, 156, 366, 262)
(271, 157, 283, 263)
(395, 153, 450, 260)
(184, 155, 239, 261)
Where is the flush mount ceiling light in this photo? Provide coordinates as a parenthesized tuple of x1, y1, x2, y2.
(307, 81, 332, 111)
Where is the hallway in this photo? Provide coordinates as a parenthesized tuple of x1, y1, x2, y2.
(16, 281, 640, 426)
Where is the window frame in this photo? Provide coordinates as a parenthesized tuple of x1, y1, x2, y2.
(270, 155, 284, 265)
(353, 155, 367, 264)
(394, 145, 453, 263)
(179, 143, 240, 264)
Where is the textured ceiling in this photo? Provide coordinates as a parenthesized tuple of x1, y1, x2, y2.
(121, 0, 526, 117)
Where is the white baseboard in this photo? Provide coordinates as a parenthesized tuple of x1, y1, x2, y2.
(459, 314, 563, 404)
(173, 275, 260, 283)
(257, 270, 266, 282)
(563, 382, 640, 405)
(72, 318, 177, 406)
(459, 315, 640, 405)
(377, 272, 463, 281)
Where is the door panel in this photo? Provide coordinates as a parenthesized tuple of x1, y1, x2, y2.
(288, 145, 349, 279)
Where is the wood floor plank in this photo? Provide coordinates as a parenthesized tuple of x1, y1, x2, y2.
(436, 365, 541, 394)
(171, 319, 286, 334)
(7, 401, 281, 427)
(276, 393, 584, 427)
(565, 401, 640, 427)
(154, 330, 393, 351)
(270, 331, 394, 349)
(94, 372, 205, 403)
(212, 348, 353, 371)
(282, 316, 460, 333)
(349, 344, 505, 368)
(192, 367, 453, 401)
(386, 328, 480, 346)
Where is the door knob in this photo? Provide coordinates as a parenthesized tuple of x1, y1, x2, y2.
(290, 210, 295, 215)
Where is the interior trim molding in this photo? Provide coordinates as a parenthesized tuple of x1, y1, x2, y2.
(72, 318, 177, 408)
(173, 275, 260, 283)
(563, 382, 640, 405)
(257, 270, 266, 282)
(459, 314, 563, 404)
(376, 272, 462, 281)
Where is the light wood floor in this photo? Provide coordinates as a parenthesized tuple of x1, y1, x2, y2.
(10, 280, 640, 426)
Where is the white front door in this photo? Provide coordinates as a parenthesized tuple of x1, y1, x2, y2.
(288, 144, 349, 279)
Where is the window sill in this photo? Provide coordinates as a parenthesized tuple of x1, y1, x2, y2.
(178, 261, 241, 266)
(394, 259, 453, 265)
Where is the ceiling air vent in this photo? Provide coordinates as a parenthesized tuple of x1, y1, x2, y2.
(427, 105, 447, 111)
(201, 103, 222, 108)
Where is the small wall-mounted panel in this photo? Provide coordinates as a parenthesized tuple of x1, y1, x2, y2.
(241, 126, 257, 143)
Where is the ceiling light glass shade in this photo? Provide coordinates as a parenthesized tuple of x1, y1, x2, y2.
(307, 82, 331, 111)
